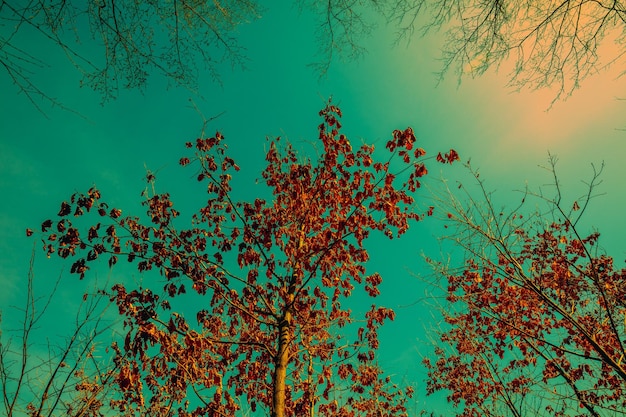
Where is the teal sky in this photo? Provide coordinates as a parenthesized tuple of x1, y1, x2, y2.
(2, 3, 626, 414)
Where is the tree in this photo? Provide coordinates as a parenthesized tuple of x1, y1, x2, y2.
(312, 0, 626, 101)
(423, 156, 626, 416)
(1, 246, 118, 417)
(6, 1, 624, 113)
(0, 0, 261, 111)
(30, 102, 459, 416)
(391, 0, 626, 102)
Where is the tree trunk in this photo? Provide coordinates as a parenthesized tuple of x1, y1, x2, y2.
(273, 234, 303, 417)
(272, 292, 294, 417)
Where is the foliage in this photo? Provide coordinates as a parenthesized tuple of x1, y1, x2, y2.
(1, 247, 117, 417)
(31, 103, 458, 416)
(424, 157, 626, 416)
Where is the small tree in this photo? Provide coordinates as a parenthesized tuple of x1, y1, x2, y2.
(31, 102, 458, 416)
(1, 246, 118, 417)
(424, 156, 626, 416)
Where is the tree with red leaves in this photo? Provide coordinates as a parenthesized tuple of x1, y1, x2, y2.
(31, 102, 457, 417)
(424, 156, 626, 417)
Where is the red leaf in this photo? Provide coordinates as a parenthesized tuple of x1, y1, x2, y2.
(414, 148, 426, 158)
(41, 219, 52, 232)
(446, 149, 460, 163)
(88, 187, 101, 200)
(88, 224, 100, 240)
(70, 259, 88, 279)
(414, 163, 428, 177)
(58, 202, 71, 217)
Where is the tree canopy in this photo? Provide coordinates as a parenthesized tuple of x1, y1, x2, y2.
(393, 0, 626, 100)
(28, 102, 458, 416)
(0, 0, 260, 110)
(3, 0, 625, 110)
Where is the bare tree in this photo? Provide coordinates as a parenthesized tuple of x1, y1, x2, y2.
(269, 0, 626, 100)
(0, 0, 261, 111)
(304, 0, 382, 75)
(390, 0, 626, 102)
(1, 245, 119, 417)
(4, 0, 624, 113)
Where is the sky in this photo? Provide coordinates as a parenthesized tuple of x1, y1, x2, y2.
(1, 2, 626, 415)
